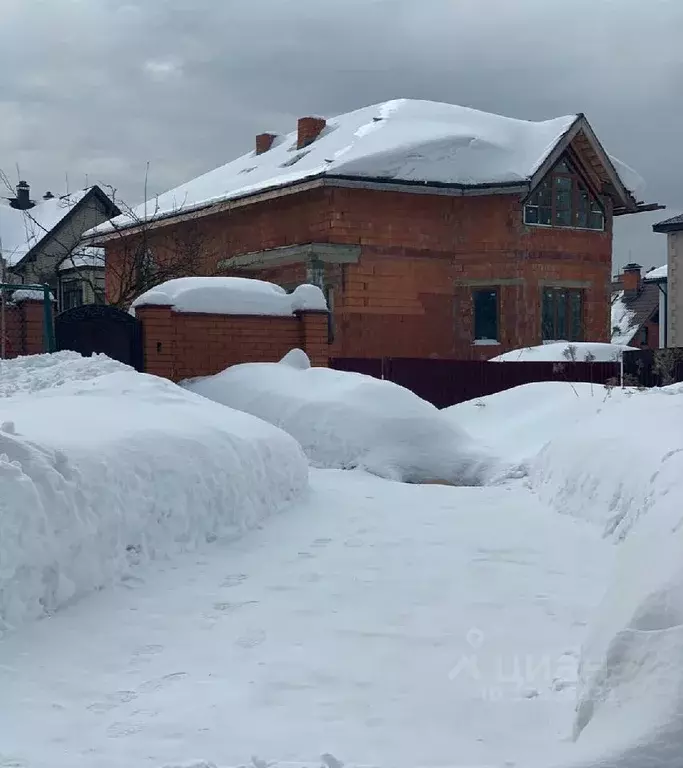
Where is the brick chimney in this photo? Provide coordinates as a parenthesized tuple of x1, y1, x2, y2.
(9, 180, 34, 211)
(297, 116, 326, 149)
(256, 133, 278, 155)
(622, 262, 642, 297)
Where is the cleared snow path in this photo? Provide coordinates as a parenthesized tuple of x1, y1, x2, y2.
(0, 471, 610, 768)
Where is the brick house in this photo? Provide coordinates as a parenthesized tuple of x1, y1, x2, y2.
(90, 99, 658, 360)
(611, 263, 665, 349)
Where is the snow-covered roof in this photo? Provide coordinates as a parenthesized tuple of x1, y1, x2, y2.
(0, 190, 91, 267)
(611, 291, 640, 345)
(644, 264, 667, 282)
(132, 276, 327, 316)
(90, 99, 621, 235)
(58, 245, 105, 272)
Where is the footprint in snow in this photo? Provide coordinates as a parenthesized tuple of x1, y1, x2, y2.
(222, 573, 248, 588)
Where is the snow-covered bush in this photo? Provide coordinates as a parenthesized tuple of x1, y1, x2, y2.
(0, 352, 307, 632)
(183, 350, 498, 485)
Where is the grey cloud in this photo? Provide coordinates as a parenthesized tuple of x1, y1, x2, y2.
(1, 0, 680, 268)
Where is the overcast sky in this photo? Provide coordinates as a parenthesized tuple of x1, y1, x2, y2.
(1, 0, 680, 270)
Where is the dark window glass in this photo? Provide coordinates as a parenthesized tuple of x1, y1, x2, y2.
(325, 286, 335, 344)
(61, 280, 83, 311)
(524, 156, 605, 231)
(542, 288, 584, 341)
(473, 289, 498, 341)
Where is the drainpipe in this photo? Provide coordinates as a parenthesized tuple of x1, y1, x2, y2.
(655, 282, 668, 348)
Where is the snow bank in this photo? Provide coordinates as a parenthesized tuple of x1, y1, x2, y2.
(525, 384, 683, 766)
(132, 276, 327, 315)
(443, 381, 628, 464)
(449, 380, 683, 765)
(0, 352, 307, 633)
(183, 350, 498, 485)
(490, 341, 634, 363)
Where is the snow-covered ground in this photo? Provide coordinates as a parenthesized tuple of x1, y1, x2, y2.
(2, 356, 683, 767)
(0, 469, 611, 768)
(0, 352, 307, 632)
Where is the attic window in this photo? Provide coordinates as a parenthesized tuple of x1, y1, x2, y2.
(524, 156, 605, 231)
(280, 151, 309, 168)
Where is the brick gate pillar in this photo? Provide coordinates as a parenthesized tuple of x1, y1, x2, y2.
(297, 310, 329, 367)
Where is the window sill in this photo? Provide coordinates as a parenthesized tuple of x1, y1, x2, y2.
(524, 221, 605, 233)
(473, 339, 501, 346)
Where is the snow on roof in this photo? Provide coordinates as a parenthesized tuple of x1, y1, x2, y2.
(58, 245, 105, 272)
(0, 190, 91, 267)
(611, 291, 640, 345)
(491, 341, 636, 363)
(91, 99, 587, 234)
(644, 264, 667, 281)
(131, 276, 328, 316)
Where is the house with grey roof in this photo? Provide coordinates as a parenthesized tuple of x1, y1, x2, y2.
(611, 262, 667, 348)
(653, 213, 683, 347)
(0, 182, 119, 310)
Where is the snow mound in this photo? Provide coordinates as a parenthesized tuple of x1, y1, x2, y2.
(0, 353, 307, 632)
(490, 341, 634, 363)
(524, 384, 683, 766)
(0, 350, 127, 398)
(132, 276, 327, 316)
(443, 381, 632, 464)
(183, 351, 498, 485)
(11, 288, 55, 303)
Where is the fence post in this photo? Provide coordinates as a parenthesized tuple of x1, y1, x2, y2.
(620, 350, 624, 388)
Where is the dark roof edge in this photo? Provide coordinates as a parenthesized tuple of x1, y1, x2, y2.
(653, 214, 683, 233)
(86, 174, 530, 242)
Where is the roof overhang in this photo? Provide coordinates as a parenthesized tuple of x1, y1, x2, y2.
(653, 219, 683, 233)
(86, 175, 530, 244)
(529, 114, 662, 217)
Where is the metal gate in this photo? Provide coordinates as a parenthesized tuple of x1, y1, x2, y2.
(55, 304, 143, 371)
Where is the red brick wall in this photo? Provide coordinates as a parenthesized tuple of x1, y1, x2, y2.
(106, 184, 612, 360)
(1, 300, 50, 358)
(136, 305, 328, 381)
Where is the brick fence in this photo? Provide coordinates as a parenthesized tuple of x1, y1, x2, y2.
(1, 300, 51, 358)
(136, 304, 329, 381)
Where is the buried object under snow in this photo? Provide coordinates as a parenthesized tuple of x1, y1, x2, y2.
(183, 349, 500, 485)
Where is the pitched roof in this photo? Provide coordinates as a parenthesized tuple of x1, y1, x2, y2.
(653, 213, 683, 233)
(644, 264, 667, 282)
(611, 281, 660, 345)
(89, 98, 644, 237)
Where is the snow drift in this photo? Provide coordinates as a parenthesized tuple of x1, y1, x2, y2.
(448, 381, 683, 765)
(532, 385, 683, 767)
(183, 350, 497, 485)
(0, 352, 307, 633)
(490, 341, 634, 363)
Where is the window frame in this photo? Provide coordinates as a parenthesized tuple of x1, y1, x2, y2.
(61, 279, 84, 311)
(541, 287, 584, 342)
(472, 287, 500, 344)
(524, 156, 606, 232)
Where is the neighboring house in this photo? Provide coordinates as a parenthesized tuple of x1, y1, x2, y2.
(611, 263, 666, 348)
(653, 213, 683, 347)
(89, 99, 659, 359)
(0, 182, 119, 310)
